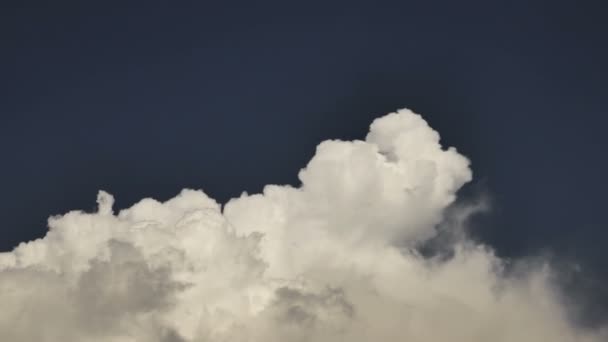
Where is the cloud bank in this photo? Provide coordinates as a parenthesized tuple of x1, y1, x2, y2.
(0, 109, 604, 341)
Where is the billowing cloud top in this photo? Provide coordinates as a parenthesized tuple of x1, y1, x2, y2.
(0, 109, 604, 341)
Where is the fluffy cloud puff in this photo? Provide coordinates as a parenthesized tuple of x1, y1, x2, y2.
(0, 109, 604, 341)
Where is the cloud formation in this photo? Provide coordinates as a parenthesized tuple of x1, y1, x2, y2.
(0, 109, 604, 341)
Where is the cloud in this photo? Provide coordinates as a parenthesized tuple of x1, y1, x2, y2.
(0, 109, 604, 341)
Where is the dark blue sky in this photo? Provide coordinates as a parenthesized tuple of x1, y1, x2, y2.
(2, 0, 607, 323)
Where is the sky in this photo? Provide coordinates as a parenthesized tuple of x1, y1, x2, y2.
(1, 0, 608, 337)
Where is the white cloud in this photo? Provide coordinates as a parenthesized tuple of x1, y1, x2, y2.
(0, 109, 604, 341)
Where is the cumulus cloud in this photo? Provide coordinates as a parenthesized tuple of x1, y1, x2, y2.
(0, 109, 604, 341)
